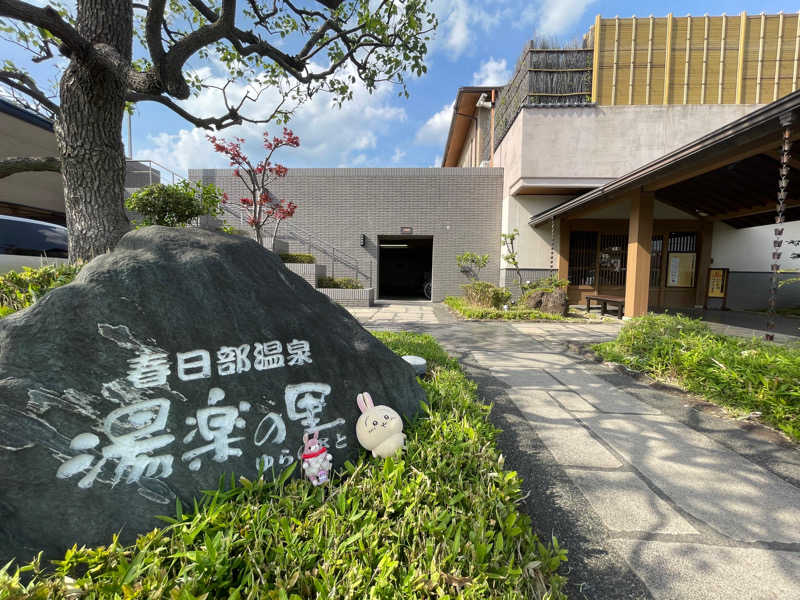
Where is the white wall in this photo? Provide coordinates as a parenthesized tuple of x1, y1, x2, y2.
(0, 112, 64, 213)
(503, 195, 568, 268)
(712, 220, 800, 272)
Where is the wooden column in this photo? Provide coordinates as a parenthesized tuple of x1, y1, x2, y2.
(558, 219, 570, 281)
(624, 191, 654, 317)
(695, 221, 714, 307)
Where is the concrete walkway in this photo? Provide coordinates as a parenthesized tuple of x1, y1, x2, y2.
(349, 303, 800, 600)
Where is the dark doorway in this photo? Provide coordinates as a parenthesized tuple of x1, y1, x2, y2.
(378, 236, 433, 299)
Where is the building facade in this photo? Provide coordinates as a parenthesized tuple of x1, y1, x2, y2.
(190, 168, 503, 302)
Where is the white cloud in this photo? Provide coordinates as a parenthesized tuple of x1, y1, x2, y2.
(136, 64, 407, 173)
(392, 147, 407, 163)
(431, 155, 442, 168)
(414, 103, 453, 147)
(472, 58, 510, 86)
(430, 0, 506, 58)
(536, 0, 596, 36)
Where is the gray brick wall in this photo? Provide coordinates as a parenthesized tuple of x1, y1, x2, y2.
(189, 168, 503, 302)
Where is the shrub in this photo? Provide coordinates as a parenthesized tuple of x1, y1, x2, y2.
(445, 297, 567, 321)
(457, 252, 489, 280)
(280, 253, 315, 263)
(317, 276, 363, 289)
(462, 281, 511, 309)
(524, 275, 569, 293)
(0, 332, 568, 599)
(594, 313, 800, 441)
(125, 180, 224, 227)
(0, 264, 82, 314)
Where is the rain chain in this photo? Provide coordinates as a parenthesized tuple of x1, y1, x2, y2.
(767, 118, 793, 341)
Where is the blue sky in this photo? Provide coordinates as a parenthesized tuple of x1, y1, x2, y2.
(3, 1, 798, 174)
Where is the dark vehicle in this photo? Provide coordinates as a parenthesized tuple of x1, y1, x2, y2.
(0, 215, 68, 274)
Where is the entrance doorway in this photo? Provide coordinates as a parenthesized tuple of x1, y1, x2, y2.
(378, 236, 433, 300)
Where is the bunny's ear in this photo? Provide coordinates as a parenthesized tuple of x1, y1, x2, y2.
(312, 431, 319, 441)
(303, 433, 309, 444)
(363, 392, 374, 409)
(356, 393, 368, 413)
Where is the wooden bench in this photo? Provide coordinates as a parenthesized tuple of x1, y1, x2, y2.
(586, 295, 625, 319)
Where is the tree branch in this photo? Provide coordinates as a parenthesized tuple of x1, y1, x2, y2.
(0, 0, 90, 57)
(0, 69, 59, 114)
(0, 155, 60, 179)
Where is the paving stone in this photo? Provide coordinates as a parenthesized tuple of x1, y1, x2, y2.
(502, 388, 623, 469)
(584, 412, 800, 543)
(565, 469, 698, 534)
(610, 540, 800, 600)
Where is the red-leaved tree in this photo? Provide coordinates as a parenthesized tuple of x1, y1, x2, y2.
(208, 129, 300, 250)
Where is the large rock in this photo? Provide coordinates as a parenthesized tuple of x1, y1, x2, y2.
(522, 288, 569, 316)
(0, 227, 424, 565)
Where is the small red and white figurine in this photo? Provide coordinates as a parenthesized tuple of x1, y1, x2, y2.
(301, 431, 332, 486)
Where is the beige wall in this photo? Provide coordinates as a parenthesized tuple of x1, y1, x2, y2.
(0, 112, 64, 213)
(577, 197, 698, 220)
(519, 104, 762, 182)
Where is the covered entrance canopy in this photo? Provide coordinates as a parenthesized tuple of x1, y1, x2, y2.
(530, 89, 800, 317)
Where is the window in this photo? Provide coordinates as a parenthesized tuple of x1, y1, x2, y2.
(650, 235, 663, 287)
(598, 233, 627, 286)
(568, 231, 597, 286)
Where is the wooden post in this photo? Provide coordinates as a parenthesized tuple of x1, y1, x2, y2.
(558, 219, 570, 281)
(624, 190, 654, 317)
(646, 15, 654, 104)
(719, 13, 727, 103)
(695, 221, 714, 307)
(756, 13, 766, 103)
(663, 13, 674, 104)
(774, 12, 784, 101)
(629, 16, 637, 105)
(591, 14, 602, 103)
(701, 15, 709, 104)
(611, 16, 620, 105)
(683, 15, 692, 104)
(735, 11, 747, 104)
(793, 12, 800, 92)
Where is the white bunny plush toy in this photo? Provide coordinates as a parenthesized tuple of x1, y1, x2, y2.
(355, 392, 406, 458)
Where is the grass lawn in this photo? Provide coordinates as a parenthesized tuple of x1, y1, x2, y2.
(594, 313, 800, 442)
(1, 331, 568, 599)
(444, 296, 606, 322)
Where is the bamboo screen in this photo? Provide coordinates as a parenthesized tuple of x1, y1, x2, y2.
(494, 44, 593, 148)
(590, 12, 800, 106)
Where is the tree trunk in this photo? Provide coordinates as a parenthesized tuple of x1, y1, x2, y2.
(55, 0, 132, 263)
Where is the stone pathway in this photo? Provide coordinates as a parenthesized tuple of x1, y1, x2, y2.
(349, 305, 800, 600)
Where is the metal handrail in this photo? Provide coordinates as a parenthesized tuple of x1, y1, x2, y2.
(281, 221, 372, 286)
(125, 159, 186, 186)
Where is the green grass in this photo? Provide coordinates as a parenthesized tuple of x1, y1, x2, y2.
(444, 297, 569, 321)
(1, 332, 567, 599)
(594, 313, 800, 441)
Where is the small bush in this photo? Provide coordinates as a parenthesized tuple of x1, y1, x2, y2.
(318, 276, 363, 289)
(462, 281, 511, 308)
(0, 332, 568, 599)
(0, 263, 82, 314)
(125, 180, 224, 227)
(594, 313, 800, 441)
(524, 275, 569, 293)
(445, 297, 567, 321)
(280, 253, 315, 263)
